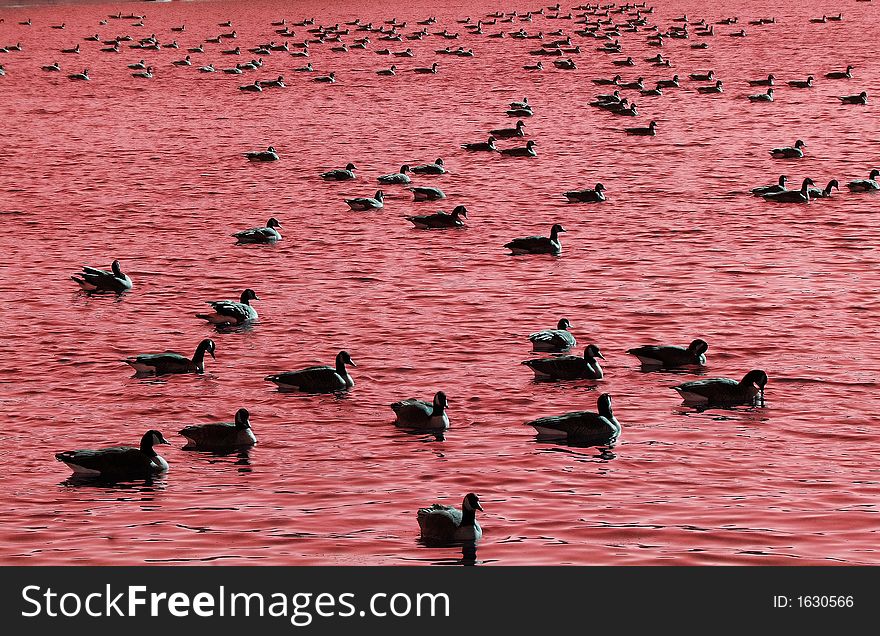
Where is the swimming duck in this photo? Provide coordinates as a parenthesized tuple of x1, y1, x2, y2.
(529, 318, 576, 352)
(612, 56, 635, 66)
(68, 68, 89, 80)
(295, 63, 314, 72)
(223, 67, 243, 74)
(490, 120, 526, 138)
(838, 91, 867, 105)
(509, 97, 530, 110)
(417, 493, 483, 544)
(233, 217, 282, 244)
(698, 80, 723, 93)
(124, 339, 216, 376)
(461, 136, 498, 151)
(525, 393, 620, 441)
(619, 76, 645, 90)
(522, 344, 604, 380)
(751, 175, 787, 196)
(71, 260, 132, 293)
(764, 178, 814, 203)
(807, 179, 840, 198)
(523, 61, 544, 70)
(564, 183, 606, 202)
(188, 44, 205, 53)
(265, 351, 356, 392)
(748, 88, 774, 101)
(345, 190, 385, 210)
(321, 162, 357, 180)
(413, 62, 439, 74)
(748, 74, 775, 86)
(729, 29, 747, 37)
(506, 106, 534, 117)
(196, 289, 259, 326)
(627, 338, 708, 367)
(406, 205, 467, 229)
(61, 44, 80, 54)
(770, 140, 806, 158)
(612, 102, 638, 116)
(313, 72, 336, 82)
(500, 140, 537, 156)
(261, 76, 286, 88)
(674, 369, 767, 406)
(641, 84, 663, 96)
(376, 65, 397, 75)
(410, 158, 446, 174)
(179, 408, 256, 450)
(377, 165, 411, 184)
(505, 223, 565, 255)
(239, 80, 262, 92)
(128, 60, 147, 69)
(172, 55, 191, 66)
(788, 75, 814, 88)
(657, 75, 680, 88)
(825, 65, 853, 79)
(245, 146, 279, 162)
(553, 58, 576, 69)
(42, 62, 61, 72)
(132, 66, 153, 78)
(391, 391, 449, 429)
(408, 186, 446, 201)
(56, 430, 170, 478)
(846, 169, 880, 192)
(688, 70, 714, 81)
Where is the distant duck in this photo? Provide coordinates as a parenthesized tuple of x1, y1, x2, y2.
(188, 44, 205, 53)
(51, 23, 65, 30)
(295, 63, 314, 72)
(391, 391, 449, 429)
(748, 74, 775, 86)
(509, 97, 530, 109)
(132, 66, 153, 78)
(748, 88, 774, 101)
(529, 318, 576, 352)
(321, 162, 357, 180)
(172, 55, 191, 66)
(222, 67, 243, 74)
(523, 61, 544, 70)
(461, 136, 498, 151)
(377, 165, 411, 184)
(345, 190, 385, 210)
(490, 120, 526, 138)
(553, 57, 576, 69)
(377, 64, 397, 75)
(522, 344, 604, 380)
(196, 289, 259, 326)
(313, 72, 336, 82)
(612, 56, 635, 66)
(233, 217, 282, 244)
(525, 393, 621, 442)
(751, 175, 787, 196)
(788, 75, 814, 88)
(505, 223, 566, 255)
(245, 146, 279, 161)
(612, 102, 638, 116)
(42, 62, 61, 72)
(807, 179, 840, 198)
(810, 15, 828, 23)
(413, 62, 439, 73)
(770, 139, 806, 158)
(697, 80, 723, 93)
(56, 430, 170, 478)
(729, 29, 747, 36)
(641, 84, 663, 96)
(500, 140, 537, 156)
(408, 186, 446, 201)
(71, 260, 132, 293)
(128, 60, 147, 69)
(180, 408, 256, 450)
(406, 205, 468, 229)
(763, 177, 814, 203)
(506, 106, 533, 117)
(239, 80, 262, 92)
(627, 338, 708, 367)
(689, 70, 714, 81)
(825, 65, 853, 79)
(674, 369, 767, 406)
(124, 338, 216, 376)
(261, 76, 286, 88)
(618, 76, 644, 90)
(564, 182, 606, 202)
(657, 75, 680, 88)
(265, 350, 356, 393)
(410, 158, 446, 174)
(61, 44, 80, 54)
(846, 169, 880, 192)
(838, 91, 867, 105)
(417, 493, 483, 544)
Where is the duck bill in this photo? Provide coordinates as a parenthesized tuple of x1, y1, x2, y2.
(348, 360, 357, 367)
(475, 502, 484, 511)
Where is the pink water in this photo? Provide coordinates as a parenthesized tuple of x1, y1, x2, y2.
(1, 0, 879, 565)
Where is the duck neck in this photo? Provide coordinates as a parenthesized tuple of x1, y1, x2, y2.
(140, 437, 157, 456)
(336, 358, 347, 376)
(193, 343, 209, 366)
(460, 507, 476, 528)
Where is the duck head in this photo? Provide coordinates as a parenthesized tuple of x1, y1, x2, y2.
(462, 493, 483, 512)
(597, 393, 614, 418)
(585, 344, 605, 360)
(267, 217, 282, 229)
(234, 408, 251, 429)
(688, 339, 709, 355)
(197, 339, 216, 360)
(433, 391, 448, 411)
(452, 205, 468, 218)
(345, 162, 357, 171)
(742, 369, 768, 391)
(140, 430, 171, 454)
(336, 350, 357, 368)
(550, 223, 566, 237)
(794, 139, 806, 149)
(240, 288, 259, 303)
(557, 318, 572, 330)
(111, 260, 125, 277)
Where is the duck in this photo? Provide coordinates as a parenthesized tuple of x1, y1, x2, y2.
(674, 369, 767, 406)
(528, 318, 576, 352)
(408, 186, 446, 201)
(523, 61, 544, 70)
(313, 72, 336, 82)
(500, 140, 537, 157)
(180, 408, 256, 450)
(410, 158, 446, 174)
(377, 165, 411, 184)
(612, 56, 635, 66)
(553, 58, 576, 69)
(505, 223, 565, 255)
(490, 120, 526, 138)
(132, 66, 153, 78)
(295, 63, 314, 72)
(172, 55, 191, 66)
(627, 338, 708, 367)
(688, 70, 714, 81)
(321, 162, 357, 180)
(128, 60, 147, 69)
(196, 289, 259, 326)
(729, 29, 747, 37)
(506, 106, 534, 117)
(61, 44, 80, 54)
(68, 68, 89, 80)
(770, 139, 806, 158)
(265, 351, 356, 393)
(261, 75, 286, 89)
(748, 88, 774, 101)
(522, 344, 604, 380)
(788, 75, 814, 88)
(56, 430, 170, 478)
(376, 65, 397, 75)
(657, 75, 680, 88)
(825, 65, 854, 79)
(233, 217, 282, 244)
(239, 80, 262, 92)
(417, 493, 483, 543)
(345, 190, 385, 210)
(413, 62, 439, 74)
(838, 91, 867, 105)
(244, 146, 279, 162)
(124, 339, 216, 376)
(807, 179, 840, 198)
(748, 74, 775, 86)
(641, 84, 663, 96)
(751, 175, 787, 196)
(406, 205, 467, 229)
(510, 99, 533, 111)
(188, 44, 205, 53)
(846, 169, 880, 192)
(391, 391, 449, 429)
(223, 67, 243, 74)
(564, 182, 606, 202)
(525, 393, 621, 442)
(763, 178, 814, 203)
(619, 76, 645, 90)
(612, 102, 638, 116)
(698, 80, 723, 93)
(42, 62, 61, 72)
(71, 260, 133, 293)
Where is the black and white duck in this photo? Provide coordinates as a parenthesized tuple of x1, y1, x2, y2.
(71, 260, 132, 293)
(505, 223, 565, 255)
(265, 350, 356, 393)
(233, 217, 282, 244)
(124, 339, 216, 376)
(528, 318, 576, 352)
(522, 344, 604, 380)
(417, 493, 483, 543)
(674, 370, 767, 406)
(627, 338, 708, 367)
(56, 430, 170, 478)
(179, 408, 256, 450)
(406, 205, 467, 229)
(525, 393, 620, 442)
(196, 289, 259, 326)
(564, 182, 605, 202)
(391, 391, 449, 429)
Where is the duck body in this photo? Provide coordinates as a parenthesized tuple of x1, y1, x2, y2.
(180, 408, 256, 450)
(265, 351, 356, 393)
(523, 345, 604, 380)
(410, 159, 445, 174)
(564, 183, 605, 202)
(346, 190, 384, 211)
(71, 260, 132, 293)
(505, 223, 565, 255)
(245, 146, 279, 161)
(124, 339, 216, 376)
(526, 393, 620, 441)
(377, 165, 411, 184)
(417, 493, 483, 543)
(406, 205, 467, 229)
(627, 339, 707, 367)
(391, 391, 449, 429)
(751, 175, 787, 196)
(847, 170, 880, 191)
(490, 120, 526, 138)
(770, 140, 806, 158)
(529, 318, 576, 352)
(408, 186, 446, 201)
(196, 289, 259, 326)
(764, 178, 814, 203)
(234, 217, 282, 244)
(500, 140, 537, 156)
(56, 430, 170, 478)
(321, 163, 357, 180)
(674, 370, 767, 406)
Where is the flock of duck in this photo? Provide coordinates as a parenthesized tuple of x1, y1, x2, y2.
(7, 1, 877, 545)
